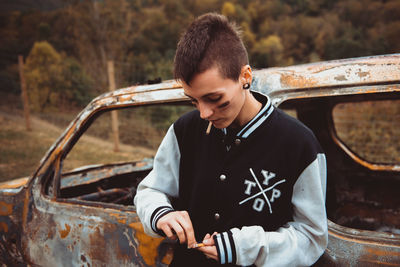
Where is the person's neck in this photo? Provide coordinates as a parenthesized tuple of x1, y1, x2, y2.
(231, 91, 262, 128)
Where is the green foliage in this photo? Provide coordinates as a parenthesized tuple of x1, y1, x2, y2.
(25, 41, 92, 112)
(1, 0, 400, 108)
(222, 2, 235, 18)
(61, 57, 94, 107)
(251, 35, 284, 67)
(25, 41, 63, 112)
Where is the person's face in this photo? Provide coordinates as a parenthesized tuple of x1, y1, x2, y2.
(182, 66, 249, 129)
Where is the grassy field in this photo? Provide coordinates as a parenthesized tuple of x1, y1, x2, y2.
(333, 99, 400, 164)
(0, 110, 62, 181)
(0, 109, 157, 182)
(0, 91, 193, 183)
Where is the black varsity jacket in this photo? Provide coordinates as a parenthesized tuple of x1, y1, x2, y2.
(134, 92, 328, 267)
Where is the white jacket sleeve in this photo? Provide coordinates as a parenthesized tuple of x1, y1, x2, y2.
(214, 154, 328, 266)
(134, 125, 180, 237)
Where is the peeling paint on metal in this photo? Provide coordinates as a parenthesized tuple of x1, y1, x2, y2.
(335, 75, 347, 81)
(61, 159, 153, 189)
(129, 221, 171, 266)
(109, 212, 127, 225)
(357, 70, 370, 78)
(281, 73, 319, 88)
(0, 222, 8, 232)
(0, 201, 12, 216)
(0, 177, 29, 189)
(59, 223, 71, 239)
(253, 54, 400, 93)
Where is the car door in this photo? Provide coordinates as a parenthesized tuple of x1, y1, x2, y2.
(21, 95, 193, 266)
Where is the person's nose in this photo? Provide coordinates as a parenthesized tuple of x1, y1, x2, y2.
(198, 102, 214, 120)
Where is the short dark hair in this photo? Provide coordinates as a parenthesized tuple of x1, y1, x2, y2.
(174, 13, 248, 85)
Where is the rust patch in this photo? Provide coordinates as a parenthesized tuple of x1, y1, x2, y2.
(0, 222, 8, 232)
(59, 223, 71, 239)
(109, 212, 127, 225)
(0, 177, 29, 189)
(0, 201, 13, 216)
(88, 225, 106, 263)
(364, 247, 400, 257)
(136, 161, 146, 167)
(334, 75, 347, 81)
(161, 246, 174, 264)
(129, 222, 168, 266)
(281, 74, 319, 88)
(357, 71, 370, 78)
(22, 187, 30, 227)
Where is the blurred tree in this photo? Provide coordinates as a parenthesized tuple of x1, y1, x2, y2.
(60, 57, 94, 107)
(383, 21, 400, 53)
(251, 34, 284, 67)
(383, 0, 400, 23)
(24, 41, 92, 111)
(24, 41, 63, 112)
(240, 21, 256, 51)
(314, 13, 337, 58)
(192, 0, 221, 15)
(222, 2, 236, 19)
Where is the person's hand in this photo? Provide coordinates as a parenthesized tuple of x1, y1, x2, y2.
(197, 232, 219, 261)
(156, 210, 197, 248)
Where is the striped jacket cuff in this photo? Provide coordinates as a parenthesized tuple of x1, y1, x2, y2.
(213, 230, 236, 265)
(150, 206, 174, 235)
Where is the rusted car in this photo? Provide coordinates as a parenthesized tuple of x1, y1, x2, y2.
(0, 54, 399, 266)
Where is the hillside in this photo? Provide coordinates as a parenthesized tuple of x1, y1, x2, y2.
(0, 108, 156, 182)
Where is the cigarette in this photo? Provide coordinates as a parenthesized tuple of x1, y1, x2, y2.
(206, 121, 212, 135)
(193, 242, 205, 248)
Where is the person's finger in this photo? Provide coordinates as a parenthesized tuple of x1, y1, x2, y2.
(160, 224, 177, 240)
(169, 220, 187, 244)
(203, 233, 211, 242)
(203, 232, 217, 246)
(177, 211, 196, 248)
(156, 211, 196, 245)
(198, 245, 218, 261)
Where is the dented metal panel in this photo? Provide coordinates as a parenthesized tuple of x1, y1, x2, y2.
(61, 159, 153, 189)
(317, 221, 400, 266)
(25, 178, 173, 266)
(252, 54, 400, 92)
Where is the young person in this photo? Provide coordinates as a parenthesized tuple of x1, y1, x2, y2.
(134, 13, 328, 267)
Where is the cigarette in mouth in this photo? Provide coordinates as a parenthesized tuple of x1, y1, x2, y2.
(206, 121, 212, 135)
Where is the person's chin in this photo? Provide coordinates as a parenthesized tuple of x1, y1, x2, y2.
(211, 119, 229, 129)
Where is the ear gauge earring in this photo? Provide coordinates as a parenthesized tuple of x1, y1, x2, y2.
(243, 83, 250, 89)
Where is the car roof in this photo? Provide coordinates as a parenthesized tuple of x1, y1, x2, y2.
(88, 54, 400, 108)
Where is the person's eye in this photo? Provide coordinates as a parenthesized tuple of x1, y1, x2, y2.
(218, 101, 230, 109)
(208, 95, 222, 102)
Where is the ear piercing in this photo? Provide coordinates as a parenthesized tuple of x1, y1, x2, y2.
(243, 83, 250, 89)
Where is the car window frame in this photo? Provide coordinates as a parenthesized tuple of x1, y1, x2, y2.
(42, 99, 193, 209)
(328, 91, 400, 172)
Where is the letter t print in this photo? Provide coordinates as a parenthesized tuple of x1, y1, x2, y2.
(244, 180, 256, 195)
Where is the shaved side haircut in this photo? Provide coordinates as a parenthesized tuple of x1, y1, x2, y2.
(174, 13, 249, 85)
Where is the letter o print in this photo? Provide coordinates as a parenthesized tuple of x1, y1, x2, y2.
(253, 198, 265, 212)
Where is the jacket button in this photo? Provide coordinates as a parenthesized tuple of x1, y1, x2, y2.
(214, 213, 220, 220)
(234, 138, 241, 145)
(219, 174, 226, 181)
